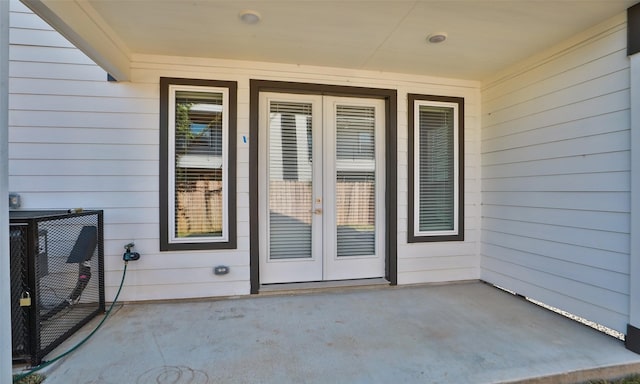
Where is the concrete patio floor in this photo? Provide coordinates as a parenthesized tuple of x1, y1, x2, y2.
(20, 281, 640, 384)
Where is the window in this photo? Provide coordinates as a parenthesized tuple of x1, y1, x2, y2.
(160, 78, 236, 250)
(408, 94, 464, 242)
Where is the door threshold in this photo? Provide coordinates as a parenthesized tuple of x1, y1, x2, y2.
(259, 278, 390, 295)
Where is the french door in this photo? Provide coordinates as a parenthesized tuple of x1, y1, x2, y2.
(259, 93, 385, 284)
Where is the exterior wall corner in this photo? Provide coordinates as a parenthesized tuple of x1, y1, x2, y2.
(628, 3, 640, 56)
(629, 52, 640, 330)
(0, 0, 11, 382)
(626, 324, 640, 353)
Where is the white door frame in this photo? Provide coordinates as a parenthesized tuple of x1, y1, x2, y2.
(258, 92, 385, 284)
(322, 96, 386, 281)
(258, 93, 324, 283)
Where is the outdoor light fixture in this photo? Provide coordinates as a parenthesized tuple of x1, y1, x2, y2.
(427, 32, 448, 44)
(239, 10, 261, 24)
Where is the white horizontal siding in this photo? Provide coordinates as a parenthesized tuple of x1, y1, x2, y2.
(11, 159, 158, 175)
(482, 205, 629, 233)
(482, 243, 629, 294)
(10, 127, 158, 145)
(10, 44, 98, 65)
(10, 77, 157, 97)
(17, 191, 158, 208)
(10, 175, 158, 192)
(10, 27, 76, 48)
(483, 109, 630, 157)
(483, 150, 629, 178)
(483, 171, 629, 192)
(483, 231, 629, 274)
(483, 217, 629, 254)
(9, 0, 481, 302)
(9, 110, 157, 129)
(484, 90, 630, 150)
(10, 62, 107, 81)
(481, 14, 630, 333)
(9, 94, 157, 113)
(482, 191, 630, 212)
(9, 143, 158, 160)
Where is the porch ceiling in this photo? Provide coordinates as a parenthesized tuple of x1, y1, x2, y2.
(21, 0, 637, 82)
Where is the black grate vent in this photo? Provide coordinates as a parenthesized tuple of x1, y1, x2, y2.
(10, 210, 104, 365)
(10, 225, 29, 359)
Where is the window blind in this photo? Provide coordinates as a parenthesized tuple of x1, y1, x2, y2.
(336, 105, 376, 257)
(418, 105, 454, 232)
(268, 101, 313, 259)
(173, 90, 224, 239)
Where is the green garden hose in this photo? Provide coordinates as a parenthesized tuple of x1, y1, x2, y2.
(13, 262, 129, 383)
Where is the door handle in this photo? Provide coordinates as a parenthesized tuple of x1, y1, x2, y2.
(310, 208, 322, 215)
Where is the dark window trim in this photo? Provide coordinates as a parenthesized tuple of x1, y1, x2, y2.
(407, 94, 464, 243)
(159, 77, 237, 251)
(249, 79, 397, 293)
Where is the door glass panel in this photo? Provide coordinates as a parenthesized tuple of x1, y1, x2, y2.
(269, 102, 313, 259)
(335, 105, 375, 257)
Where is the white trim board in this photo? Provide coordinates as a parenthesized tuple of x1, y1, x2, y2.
(0, 1, 12, 382)
(629, 53, 640, 328)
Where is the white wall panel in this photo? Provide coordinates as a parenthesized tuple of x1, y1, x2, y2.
(10, 77, 157, 97)
(14, 191, 158, 209)
(483, 217, 629, 254)
(11, 159, 158, 175)
(9, 8, 51, 30)
(482, 171, 629, 192)
(9, 1, 482, 302)
(399, 269, 478, 286)
(10, 175, 158, 192)
(484, 90, 630, 143)
(482, 243, 629, 294)
(9, 27, 75, 48)
(9, 94, 157, 113)
(10, 45, 97, 65)
(482, 205, 629, 233)
(481, 14, 631, 333)
(10, 62, 107, 81)
(482, 231, 629, 273)
(10, 127, 158, 145)
(483, 110, 630, 154)
(482, 191, 630, 212)
(104, 281, 250, 302)
(9, 143, 157, 160)
(10, 110, 157, 129)
(483, 151, 629, 179)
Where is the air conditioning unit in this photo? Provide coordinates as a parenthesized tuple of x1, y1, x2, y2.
(10, 210, 105, 365)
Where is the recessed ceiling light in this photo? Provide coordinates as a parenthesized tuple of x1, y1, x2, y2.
(427, 32, 447, 44)
(239, 10, 261, 24)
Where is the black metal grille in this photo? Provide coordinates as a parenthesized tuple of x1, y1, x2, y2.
(10, 210, 104, 365)
(10, 225, 29, 359)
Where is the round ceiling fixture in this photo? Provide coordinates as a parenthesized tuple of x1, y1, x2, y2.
(427, 32, 447, 44)
(239, 10, 261, 24)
